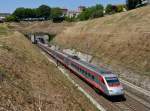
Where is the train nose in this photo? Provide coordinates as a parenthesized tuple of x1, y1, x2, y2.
(109, 88, 124, 96)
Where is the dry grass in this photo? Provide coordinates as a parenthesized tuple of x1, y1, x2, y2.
(54, 6, 150, 76)
(0, 25, 97, 111)
(0, 24, 10, 36)
(7, 21, 74, 35)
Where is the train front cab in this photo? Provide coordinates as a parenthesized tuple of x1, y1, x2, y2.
(102, 75, 124, 97)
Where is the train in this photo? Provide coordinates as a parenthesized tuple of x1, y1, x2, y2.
(38, 42, 124, 97)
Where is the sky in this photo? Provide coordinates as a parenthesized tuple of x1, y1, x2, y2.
(0, 0, 125, 13)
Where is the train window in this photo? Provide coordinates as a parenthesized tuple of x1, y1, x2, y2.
(84, 71, 87, 76)
(80, 68, 82, 73)
(74, 65, 76, 68)
(82, 70, 84, 74)
(105, 77, 120, 86)
(92, 75, 95, 80)
(88, 73, 91, 77)
(85, 72, 88, 76)
(95, 77, 99, 83)
(82, 70, 85, 74)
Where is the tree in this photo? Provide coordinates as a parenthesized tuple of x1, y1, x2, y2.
(5, 15, 19, 22)
(89, 4, 104, 19)
(37, 5, 51, 20)
(77, 9, 90, 21)
(105, 4, 119, 14)
(51, 7, 63, 18)
(13, 7, 37, 19)
(65, 16, 76, 22)
(116, 5, 126, 12)
(91, 10, 104, 18)
(78, 4, 104, 21)
(24, 8, 36, 18)
(12, 5, 51, 20)
(105, 4, 126, 14)
(105, 4, 113, 14)
(126, 0, 142, 10)
(13, 7, 26, 19)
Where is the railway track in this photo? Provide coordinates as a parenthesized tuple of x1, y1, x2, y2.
(40, 45, 150, 111)
(66, 66, 150, 111)
(63, 66, 150, 111)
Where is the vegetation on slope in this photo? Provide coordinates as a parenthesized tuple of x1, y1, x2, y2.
(0, 24, 97, 111)
(7, 21, 74, 35)
(0, 24, 9, 35)
(54, 6, 150, 76)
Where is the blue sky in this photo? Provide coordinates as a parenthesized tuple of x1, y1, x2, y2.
(0, 0, 125, 13)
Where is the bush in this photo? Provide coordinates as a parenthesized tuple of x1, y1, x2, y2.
(65, 16, 76, 22)
(117, 5, 124, 12)
(105, 4, 126, 14)
(105, 4, 113, 14)
(5, 15, 19, 22)
(51, 7, 63, 19)
(37, 5, 51, 20)
(12, 5, 51, 20)
(78, 4, 104, 21)
(52, 17, 64, 23)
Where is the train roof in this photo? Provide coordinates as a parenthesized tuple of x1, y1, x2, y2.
(78, 60, 112, 75)
(52, 48, 113, 76)
(66, 54, 113, 75)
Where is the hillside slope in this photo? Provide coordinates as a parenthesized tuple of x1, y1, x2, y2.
(8, 21, 74, 35)
(54, 6, 150, 76)
(0, 24, 97, 111)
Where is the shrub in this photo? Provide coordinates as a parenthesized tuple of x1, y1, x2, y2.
(78, 4, 104, 21)
(5, 15, 19, 22)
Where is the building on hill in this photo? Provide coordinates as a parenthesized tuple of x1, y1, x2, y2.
(78, 6, 86, 12)
(66, 10, 80, 18)
(0, 13, 10, 18)
(0, 13, 11, 22)
(66, 6, 86, 18)
(61, 8, 68, 16)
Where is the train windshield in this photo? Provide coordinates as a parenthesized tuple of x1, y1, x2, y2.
(105, 77, 120, 87)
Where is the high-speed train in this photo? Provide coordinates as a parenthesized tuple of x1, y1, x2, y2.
(38, 42, 124, 97)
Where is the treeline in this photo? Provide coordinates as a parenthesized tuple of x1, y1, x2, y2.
(6, 4, 126, 22)
(5, 0, 148, 22)
(76, 0, 148, 21)
(13, 5, 51, 20)
(77, 4, 104, 21)
(6, 5, 63, 22)
(77, 4, 126, 21)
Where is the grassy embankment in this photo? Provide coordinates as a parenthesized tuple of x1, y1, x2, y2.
(0, 24, 98, 111)
(54, 6, 150, 76)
